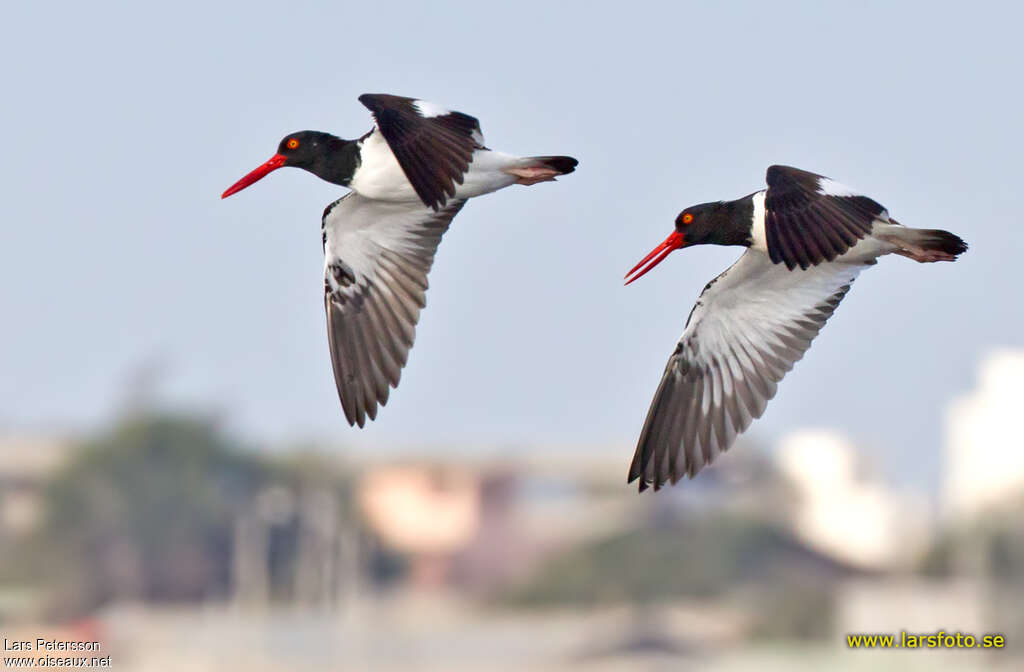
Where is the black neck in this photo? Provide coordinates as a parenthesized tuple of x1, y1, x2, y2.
(721, 194, 756, 247)
(302, 134, 361, 187)
(690, 196, 755, 247)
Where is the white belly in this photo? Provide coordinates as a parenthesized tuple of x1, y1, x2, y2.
(455, 150, 519, 198)
(836, 209, 901, 262)
(838, 225, 901, 263)
(349, 128, 520, 203)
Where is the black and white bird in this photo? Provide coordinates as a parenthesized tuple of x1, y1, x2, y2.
(624, 165, 967, 491)
(222, 93, 577, 426)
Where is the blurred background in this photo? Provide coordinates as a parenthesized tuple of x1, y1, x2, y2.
(2, 1, 1022, 670)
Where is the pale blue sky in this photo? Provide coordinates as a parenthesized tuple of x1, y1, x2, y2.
(2, 1, 1021, 490)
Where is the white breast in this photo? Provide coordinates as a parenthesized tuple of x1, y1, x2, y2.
(749, 190, 768, 252)
(348, 129, 419, 202)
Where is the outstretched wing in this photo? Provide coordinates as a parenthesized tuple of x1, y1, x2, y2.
(322, 192, 467, 426)
(359, 93, 484, 211)
(764, 165, 889, 270)
(628, 249, 869, 491)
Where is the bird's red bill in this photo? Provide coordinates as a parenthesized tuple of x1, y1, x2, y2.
(221, 154, 287, 198)
(624, 231, 686, 285)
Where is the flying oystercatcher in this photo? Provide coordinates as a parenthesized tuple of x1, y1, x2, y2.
(222, 94, 577, 426)
(624, 165, 967, 491)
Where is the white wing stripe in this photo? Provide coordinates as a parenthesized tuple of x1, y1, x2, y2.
(817, 177, 860, 197)
(413, 99, 450, 118)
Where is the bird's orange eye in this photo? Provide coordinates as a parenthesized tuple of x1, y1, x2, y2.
(287, 138, 299, 149)
(682, 213, 694, 224)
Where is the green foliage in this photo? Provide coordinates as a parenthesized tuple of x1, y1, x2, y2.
(744, 580, 835, 640)
(502, 514, 843, 609)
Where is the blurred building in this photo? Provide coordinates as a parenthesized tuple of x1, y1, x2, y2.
(776, 429, 930, 569)
(354, 457, 633, 591)
(358, 465, 481, 588)
(0, 434, 73, 534)
(944, 349, 1024, 520)
(351, 444, 820, 600)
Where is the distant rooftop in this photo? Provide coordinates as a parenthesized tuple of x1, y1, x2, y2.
(0, 434, 73, 481)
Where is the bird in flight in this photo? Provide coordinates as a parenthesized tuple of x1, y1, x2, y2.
(624, 165, 967, 491)
(222, 93, 577, 426)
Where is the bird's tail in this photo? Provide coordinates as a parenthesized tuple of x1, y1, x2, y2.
(877, 223, 968, 263)
(505, 155, 578, 185)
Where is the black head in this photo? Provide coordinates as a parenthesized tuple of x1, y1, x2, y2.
(222, 130, 354, 198)
(673, 201, 734, 247)
(274, 131, 335, 169)
(625, 200, 751, 284)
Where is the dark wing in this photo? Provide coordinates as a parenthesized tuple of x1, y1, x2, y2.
(359, 93, 484, 211)
(764, 165, 890, 270)
(628, 250, 870, 491)
(322, 193, 467, 426)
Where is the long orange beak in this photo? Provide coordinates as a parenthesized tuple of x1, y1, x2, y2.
(221, 154, 287, 198)
(624, 231, 686, 285)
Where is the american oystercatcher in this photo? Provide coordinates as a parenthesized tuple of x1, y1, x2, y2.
(222, 94, 577, 426)
(624, 165, 967, 491)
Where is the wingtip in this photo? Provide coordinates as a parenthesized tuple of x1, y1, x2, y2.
(630, 470, 651, 493)
(357, 93, 380, 111)
(340, 402, 363, 428)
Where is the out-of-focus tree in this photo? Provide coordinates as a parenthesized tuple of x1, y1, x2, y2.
(500, 514, 853, 639)
(34, 415, 271, 616)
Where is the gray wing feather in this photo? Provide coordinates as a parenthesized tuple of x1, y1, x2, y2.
(628, 251, 865, 491)
(323, 195, 466, 426)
